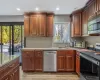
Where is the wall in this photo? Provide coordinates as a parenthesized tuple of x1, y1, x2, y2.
(83, 36, 100, 47)
(0, 15, 24, 22)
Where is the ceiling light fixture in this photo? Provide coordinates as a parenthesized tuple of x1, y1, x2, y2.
(16, 8, 20, 11)
(35, 7, 39, 11)
(56, 7, 60, 11)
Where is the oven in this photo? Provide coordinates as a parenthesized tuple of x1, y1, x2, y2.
(80, 53, 100, 80)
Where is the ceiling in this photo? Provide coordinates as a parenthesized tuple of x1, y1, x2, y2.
(0, 0, 88, 15)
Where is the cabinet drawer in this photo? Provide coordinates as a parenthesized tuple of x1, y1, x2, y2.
(22, 51, 34, 57)
(35, 51, 43, 57)
(57, 50, 66, 56)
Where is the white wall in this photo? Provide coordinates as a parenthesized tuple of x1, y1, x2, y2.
(0, 15, 24, 22)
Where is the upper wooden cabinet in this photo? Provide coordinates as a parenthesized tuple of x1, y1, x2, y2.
(30, 14, 38, 36)
(82, 7, 89, 36)
(30, 14, 46, 36)
(38, 14, 46, 36)
(24, 12, 54, 37)
(47, 14, 54, 37)
(24, 15, 30, 37)
(71, 10, 82, 37)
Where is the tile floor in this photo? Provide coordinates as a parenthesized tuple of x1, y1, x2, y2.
(20, 68, 80, 80)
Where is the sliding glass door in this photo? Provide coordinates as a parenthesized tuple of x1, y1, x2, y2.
(0, 23, 24, 63)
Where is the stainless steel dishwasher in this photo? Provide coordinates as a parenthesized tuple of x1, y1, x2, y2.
(43, 51, 57, 72)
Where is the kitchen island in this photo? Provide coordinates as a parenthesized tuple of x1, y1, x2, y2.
(0, 54, 20, 80)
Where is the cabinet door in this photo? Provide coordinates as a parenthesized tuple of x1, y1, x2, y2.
(76, 52, 80, 76)
(22, 51, 35, 71)
(24, 16, 30, 37)
(38, 14, 46, 36)
(82, 8, 88, 36)
(97, 0, 100, 15)
(47, 14, 54, 37)
(73, 12, 82, 37)
(65, 50, 75, 71)
(57, 50, 65, 71)
(34, 50, 43, 71)
(30, 15, 38, 36)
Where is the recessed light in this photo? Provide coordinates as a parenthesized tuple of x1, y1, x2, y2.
(16, 8, 20, 11)
(35, 7, 39, 11)
(56, 7, 60, 11)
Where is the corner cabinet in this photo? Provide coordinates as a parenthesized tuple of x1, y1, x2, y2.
(24, 12, 54, 37)
(71, 10, 82, 37)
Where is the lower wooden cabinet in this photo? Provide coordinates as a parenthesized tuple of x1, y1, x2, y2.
(34, 50, 43, 71)
(57, 50, 75, 72)
(65, 50, 75, 71)
(22, 50, 35, 71)
(22, 50, 76, 72)
(57, 50, 65, 71)
(76, 52, 80, 76)
(22, 50, 43, 72)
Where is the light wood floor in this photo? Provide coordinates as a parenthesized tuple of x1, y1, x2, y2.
(20, 68, 80, 80)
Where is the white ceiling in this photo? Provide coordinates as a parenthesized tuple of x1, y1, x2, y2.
(0, 0, 88, 15)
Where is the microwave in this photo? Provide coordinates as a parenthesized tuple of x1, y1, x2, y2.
(88, 17, 100, 35)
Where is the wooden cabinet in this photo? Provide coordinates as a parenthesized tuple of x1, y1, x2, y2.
(57, 50, 65, 71)
(82, 7, 89, 36)
(38, 14, 46, 36)
(0, 58, 19, 80)
(24, 12, 54, 37)
(34, 50, 43, 71)
(76, 52, 80, 76)
(65, 50, 75, 71)
(88, 0, 96, 20)
(22, 50, 35, 71)
(24, 15, 30, 37)
(22, 50, 43, 72)
(57, 50, 75, 72)
(30, 14, 46, 36)
(47, 14, 54, 37)
(30, 15, 38, 36)
(71, 11, 82, 37)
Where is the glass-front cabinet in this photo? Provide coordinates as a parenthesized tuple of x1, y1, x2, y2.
(0, 23, 24, 65)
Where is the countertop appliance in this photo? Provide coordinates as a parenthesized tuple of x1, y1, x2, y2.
(73, 41, 86, 48)
(80, 43, 100, 80)
(88, 16, 100, 35)
(43, 51, 57, 72)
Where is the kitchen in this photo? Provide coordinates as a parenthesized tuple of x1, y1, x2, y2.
(0, 0, 100, 80)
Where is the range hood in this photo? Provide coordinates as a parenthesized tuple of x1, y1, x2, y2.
(88, 16, 100, 35)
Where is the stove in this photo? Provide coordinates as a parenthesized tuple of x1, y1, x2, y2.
(80, 43, 100, 80)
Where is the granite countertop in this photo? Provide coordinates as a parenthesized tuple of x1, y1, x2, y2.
(0, 54, 20, 67)
(22, 47, 81, 51)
